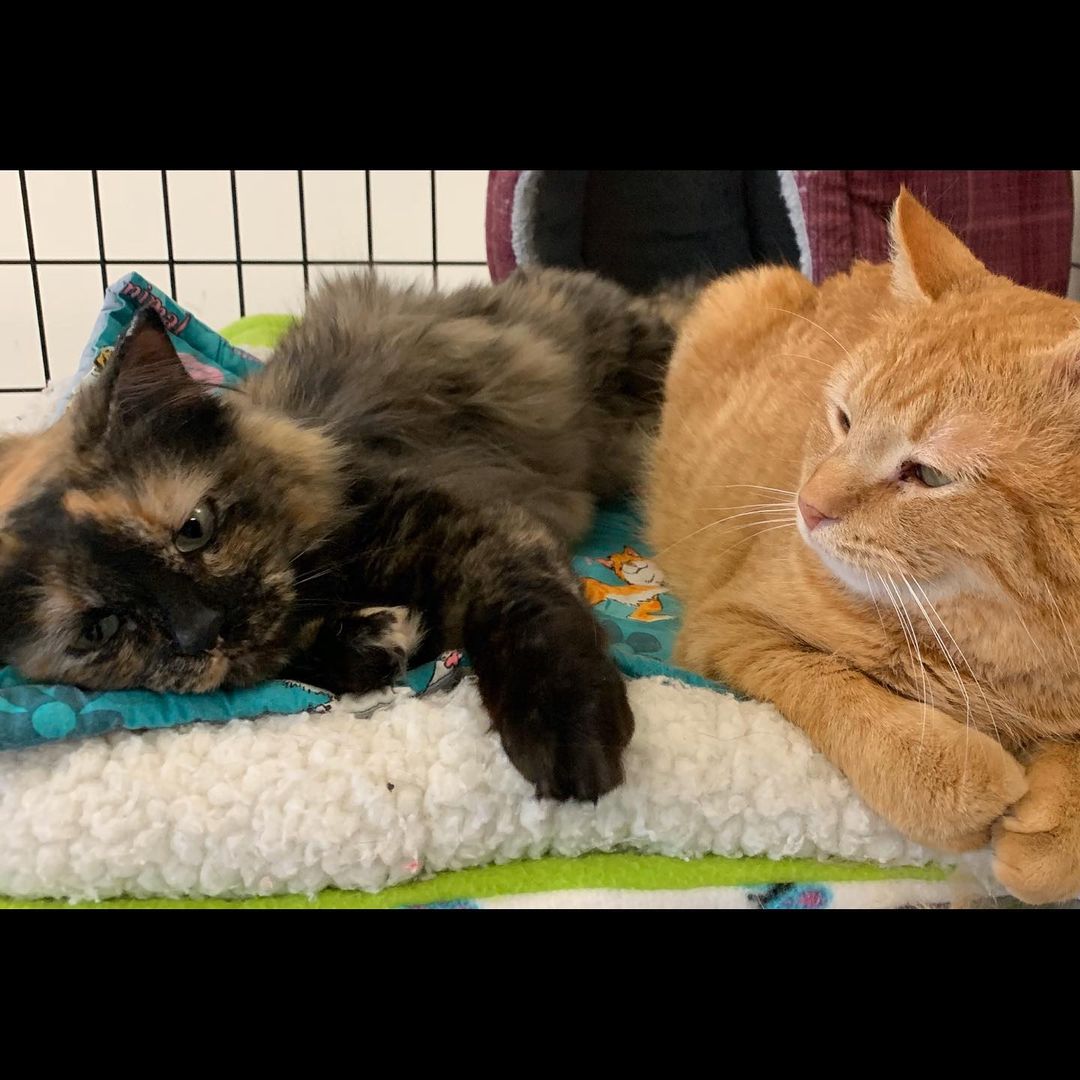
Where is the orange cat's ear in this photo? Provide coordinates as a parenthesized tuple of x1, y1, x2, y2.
(888, 187, 989, 303)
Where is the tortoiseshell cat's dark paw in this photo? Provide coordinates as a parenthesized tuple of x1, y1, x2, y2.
(477, 642, 634, 803)
(284, 606, 423, 697)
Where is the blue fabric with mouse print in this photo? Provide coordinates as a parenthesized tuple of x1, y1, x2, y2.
(404, 503, 735, 698)
(0, 276, 726, 750)
(49, 271, 263, 425)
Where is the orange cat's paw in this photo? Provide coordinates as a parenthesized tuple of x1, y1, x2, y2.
(992, 757, 1080, 905)
(869, 709, 1027, 853)
(921, 730, 1027, 852)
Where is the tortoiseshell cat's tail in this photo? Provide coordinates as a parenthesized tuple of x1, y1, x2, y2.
(589, 274, 709, 503)
(629, 275, 709, 334)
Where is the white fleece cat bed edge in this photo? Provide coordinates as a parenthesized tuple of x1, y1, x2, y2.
(0, 675, 989, 902)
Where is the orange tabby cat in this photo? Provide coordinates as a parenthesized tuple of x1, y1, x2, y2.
(645, 189, 1080, 904)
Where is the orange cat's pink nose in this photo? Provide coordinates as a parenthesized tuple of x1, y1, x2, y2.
(798, 495, 835, 531)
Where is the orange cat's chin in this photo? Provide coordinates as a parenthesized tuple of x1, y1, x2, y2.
(795, 516, 878, 597)
(798, 515, 988, 606)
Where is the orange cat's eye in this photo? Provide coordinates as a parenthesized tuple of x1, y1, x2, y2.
(899, 461, 953, 488)
(837, 408, 851, 433)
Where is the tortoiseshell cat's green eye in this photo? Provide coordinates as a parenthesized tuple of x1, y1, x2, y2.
(175, 500, 217, 554)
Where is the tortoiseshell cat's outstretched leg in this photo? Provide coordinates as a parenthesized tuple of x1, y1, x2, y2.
(284, 581, 632, 804)
(283, 607, 423, 697)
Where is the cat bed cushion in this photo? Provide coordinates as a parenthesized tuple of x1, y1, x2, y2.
(487, 171, 801, 293)
(0, 275, 332, 750)
(0, 634, 982, 900)
(487, 170, 1075, 296)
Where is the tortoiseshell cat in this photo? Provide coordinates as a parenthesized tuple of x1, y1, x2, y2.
(0, 268, 694, 800)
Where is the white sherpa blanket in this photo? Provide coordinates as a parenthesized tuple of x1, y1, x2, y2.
(0, 675, 985, 901)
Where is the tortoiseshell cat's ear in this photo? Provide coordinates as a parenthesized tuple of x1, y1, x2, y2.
(69, 307, 204, 449)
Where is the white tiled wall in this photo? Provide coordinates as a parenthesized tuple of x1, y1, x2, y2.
(0, 169, 492, 424)
(1, 171, 1078, 428)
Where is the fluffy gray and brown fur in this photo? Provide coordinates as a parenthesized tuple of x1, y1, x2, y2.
(0, 268, 695, 800)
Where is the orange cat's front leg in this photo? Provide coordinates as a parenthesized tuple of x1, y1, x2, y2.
(993, 741, 1080, 904)
(676, 601, 1028, 852)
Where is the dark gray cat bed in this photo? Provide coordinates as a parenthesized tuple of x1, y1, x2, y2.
(494, 170, 802, 293)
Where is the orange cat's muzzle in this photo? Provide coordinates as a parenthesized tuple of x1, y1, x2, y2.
(797, 495, 835, 531)
(799, 457, 863, 529)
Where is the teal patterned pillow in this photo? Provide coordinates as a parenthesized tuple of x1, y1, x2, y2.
(0, 666, 331, 751)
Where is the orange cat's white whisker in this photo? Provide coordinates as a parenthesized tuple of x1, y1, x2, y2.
(882, 576, 935, 733)
(921, 597, 1010, 745)
(904, 573, 990, 758)
(777, 351, 835, 371)
(698, 508, 794, 531)
(709, 520, 797, 561)
(655, 510, 794, 558)
(1042, 587, 1079, 674)
(863, 569, 890, 644)
(878, 571, 932, 765)
(767, 307, 856, 366)
(876, 572, 914, 669)
(878, 572, 928, 766)
(894, 572, 935, 720)
(701, 502, 794, 512)
(703, 483, 799, 497)
(1012, 608, 1050, 668)
(722, 515, 799, 534)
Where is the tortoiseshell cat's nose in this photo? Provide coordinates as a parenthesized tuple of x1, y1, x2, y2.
(169, 603, 225, 656)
